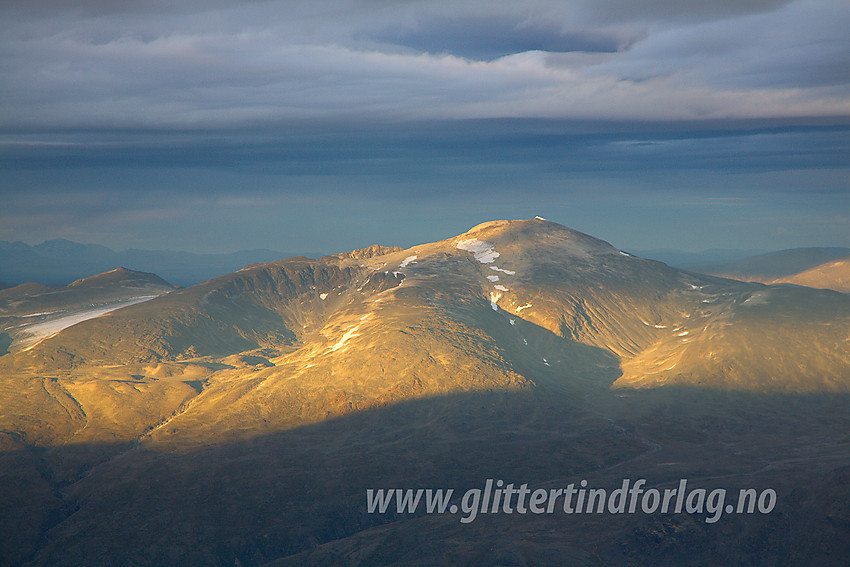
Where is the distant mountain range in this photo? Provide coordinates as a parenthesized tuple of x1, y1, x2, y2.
(6, 237, 847, 293)
(0, 238, 325, 287)
(629, 248, 769, 269)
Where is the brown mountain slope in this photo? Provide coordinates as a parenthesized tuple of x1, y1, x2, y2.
(66, 266, 172, 289)
(0, 268, 173, 317)
(698, 248, 850, 293)
(11, 259, 360, 370)
(3, 218, 850, 448)
(0, 282, 55, 301)
(775, 258, 850, 293)
(0, 267, 175, 356)
(698, 247, 850, 280)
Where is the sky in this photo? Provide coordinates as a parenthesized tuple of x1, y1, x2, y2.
(1, 0, 848, 256)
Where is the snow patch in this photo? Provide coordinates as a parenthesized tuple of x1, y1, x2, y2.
(487, 275, 499, 282)
(493, 284, 508, 292)
(330, 325, 361, 352)
(399, 255, 418, 268)
(456, 238, 499, 264)
(515, 303, 532, 312)
(19, 311, 58, 318)
(741, 293, 768, 306)
(328, 315, 372, 353)
(534, 216, 547, 221)
(489, 291, 502, 311)
(490, 266, 516, 275)
(319, 293, 328, 300)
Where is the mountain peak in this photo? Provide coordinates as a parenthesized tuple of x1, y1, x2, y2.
(462, 217, 550, 234)
(454, 218, 618, 259)
(67, 267, 174, 289)
(328, 244, 404, 261)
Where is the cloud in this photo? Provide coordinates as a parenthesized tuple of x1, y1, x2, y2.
(1, 37, 846, 131)
(0, 0, 847, 133)
(366, 14, 633, 61)
(592, 0, 850, 89)
(0, 0, 847, 258)
(577, 0, 794, 24)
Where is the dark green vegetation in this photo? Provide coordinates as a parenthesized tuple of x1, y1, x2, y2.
(2, 219, 850, 566)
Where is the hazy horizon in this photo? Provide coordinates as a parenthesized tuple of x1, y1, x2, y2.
(0, 226, 835, 261)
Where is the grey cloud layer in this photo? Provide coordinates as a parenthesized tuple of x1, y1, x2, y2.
(365, 15, 633, 61)
(1, 0, 847, 131)
(579, 0, 794, 23)
(594, 1, 850, 88)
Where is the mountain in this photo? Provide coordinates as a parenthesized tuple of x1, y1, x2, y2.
(2, 219, 850, 566)
(776, 258, 850, 293)
(696, 247, 850, 283)
(0, 267, 175, 354)
(0, 238, 324, 287)
(11, 219, 850, 396)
